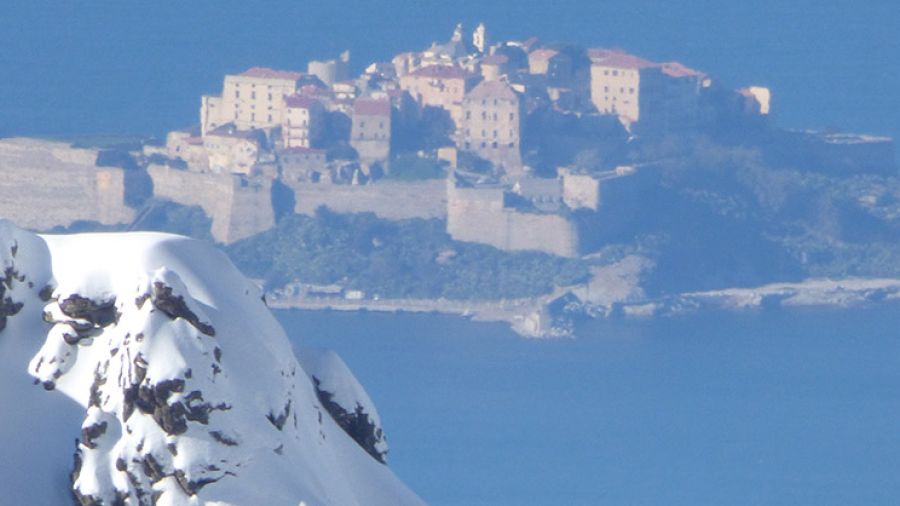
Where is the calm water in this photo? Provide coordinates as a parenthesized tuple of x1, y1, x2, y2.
(1, 1, 898, 140)
(278, 306, 900, 505)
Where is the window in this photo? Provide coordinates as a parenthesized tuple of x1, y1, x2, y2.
(267, 114, 272, 122)
(492, 130, 498, 138)
(612, 70, 619, 76)
(630, 87, 635, 94)
(493, 113, 498, 121)
(481, 130, 486, 137)
(603, 70, 609, 76)
(268, 93, 273, 101)
(482, 111, 487, 120)
(509, 112, 515, 120)
(379, 121, 384, 129)
(251, 112, 256, 120)
(360, 121, 366, 128)
(466, 111, 471, 119)
(235, 91, 240, 98)
(492, 141, 498, 148)
(604, 86, 609, 92)
(251, 91, 256, 99)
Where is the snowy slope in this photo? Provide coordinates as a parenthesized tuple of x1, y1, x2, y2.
(0, 220, 423, 506)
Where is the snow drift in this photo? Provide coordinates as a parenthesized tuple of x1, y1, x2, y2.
(0, 220, 423, 505)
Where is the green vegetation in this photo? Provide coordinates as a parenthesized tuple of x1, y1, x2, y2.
(385, 154, 447, 181)
(226, 208, 589, 299)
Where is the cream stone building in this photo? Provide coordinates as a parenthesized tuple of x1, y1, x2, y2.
(399, 65, 478, 124)
(738, 86, 772, 115)
(588, 49, 709, 130)
(203, 125, 263, 175)
(201, 67, 306, 137)
(282, 95, 325, 148)
(479, 54, 509, 81)
(350, 98, 392, 165)
(457, 80, 523, 175)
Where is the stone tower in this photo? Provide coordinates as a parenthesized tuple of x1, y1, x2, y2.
(473, 23, 487, 54)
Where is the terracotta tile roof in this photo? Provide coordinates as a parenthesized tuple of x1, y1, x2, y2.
(588, 49, 656, 69)
(465, 79, 519, 101)
(660, 61, 705, 78)
(588, 49, 706, 78)
(409, 65, 468, 80)
(240, 67, 304, 81)
(284, 94, 320, 108)
(481, 54, 509, 66)
(529, 48, 559, 61)
(353, 98, 391, 116)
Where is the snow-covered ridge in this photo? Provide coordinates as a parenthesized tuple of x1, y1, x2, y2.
(0, 220, 422, 505)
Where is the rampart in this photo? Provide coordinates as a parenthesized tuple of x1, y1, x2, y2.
(0, 138, 134, 230)
(447, 183, 579, 257)
(289, 179, 447, 220)
(148, 164, 274, 243)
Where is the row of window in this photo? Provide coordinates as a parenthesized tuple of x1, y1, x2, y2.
(463, 141, 517, 149)
(464, 129, 516, 139)
(465, 111, 516, 121)
(233, 90, 286, 101)
(601, 86, 636, 94)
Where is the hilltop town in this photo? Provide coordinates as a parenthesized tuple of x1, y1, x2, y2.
(1, 24, 898, 336)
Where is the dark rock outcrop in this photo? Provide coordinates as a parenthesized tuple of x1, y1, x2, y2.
(313, 377, 387, 463)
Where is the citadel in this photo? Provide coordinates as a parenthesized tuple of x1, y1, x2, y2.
(0, 24, 894, 256)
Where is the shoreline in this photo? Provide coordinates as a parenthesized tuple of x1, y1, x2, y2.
(267, 276, 900, 338)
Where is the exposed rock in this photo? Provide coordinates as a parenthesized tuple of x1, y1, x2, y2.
(148, 281, 215, 336)
(59, 295, 118, 327)
(266, 400, 291, 431)
(313, 377, 387, 463)
(80, 421, 108, 450)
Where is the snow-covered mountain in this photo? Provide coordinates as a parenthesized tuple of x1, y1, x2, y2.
(0, 220, 423, 505)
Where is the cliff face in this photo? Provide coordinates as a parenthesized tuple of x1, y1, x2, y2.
(0, 220, 421, 506)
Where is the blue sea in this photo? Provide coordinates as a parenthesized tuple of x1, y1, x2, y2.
(279, 306, 900, 505)
(1, 1, 898, 141)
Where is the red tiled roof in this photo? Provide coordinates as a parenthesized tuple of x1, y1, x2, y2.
(529, 48, 559, 61)
(409, 65, 468, 80)
(588, 49, 656, 69)
(353, 98, 391, 116)
(481, 54, 509, 66)
(240, 67, 304, 80)
(284, 94, 320, 108)
(660, 61, 705, 78)
(588, 49, 705, 78)
(465, 80, 519, 101)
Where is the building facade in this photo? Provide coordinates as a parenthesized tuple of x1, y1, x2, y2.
(350, 98, 392, 165)
(201, 67, 305, 136)
(457, 80, 523, 175)
(588, 49, 709, 131)
(399, 65, 477, 124)
(282, 95, 325, 149)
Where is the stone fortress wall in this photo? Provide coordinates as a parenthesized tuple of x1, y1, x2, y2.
(0, 139, 134, 230)
(447, 182, 579, 258)
(289, 179, 446, 220)
(147, 164, 274, 243)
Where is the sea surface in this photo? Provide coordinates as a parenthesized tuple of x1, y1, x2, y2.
(278, 306, 900, 505)
(1, 1, 899, 141)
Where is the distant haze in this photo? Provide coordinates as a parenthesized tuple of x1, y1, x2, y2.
(1, 0, 898, 141)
